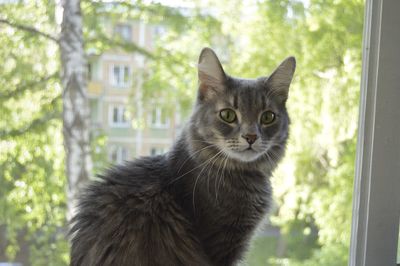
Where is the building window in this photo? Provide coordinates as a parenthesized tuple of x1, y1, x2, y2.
(114, 24, 132, 42)
(150, 107, 169, 128)
(109, 145, 129, 164)
(110, 65, 130, 87)
(150, 147, 166, 156)
(109, 105, 129, 127)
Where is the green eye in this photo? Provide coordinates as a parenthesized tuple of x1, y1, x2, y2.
(220, 108, 237, 123)
(260, 111, 275, 125)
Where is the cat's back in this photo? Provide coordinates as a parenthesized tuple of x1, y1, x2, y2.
(70, 155, 209, 266)
(73, 155, 170, 224)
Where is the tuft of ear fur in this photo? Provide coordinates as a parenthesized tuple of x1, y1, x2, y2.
(265, 56, 296, 103)
(197, 47, 227, 100)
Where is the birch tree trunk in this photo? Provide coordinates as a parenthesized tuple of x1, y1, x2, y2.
(59, 0, 92, 219)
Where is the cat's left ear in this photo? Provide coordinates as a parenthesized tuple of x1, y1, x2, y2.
(197, 47, 227, 100)
(265, 56, 296, 103)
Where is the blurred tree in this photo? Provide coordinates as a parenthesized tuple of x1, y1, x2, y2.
(59, 0, 93, 220)
(0, 1, 67, 264)
(0, 0, 92, 223)
(0, 0, 364, 264)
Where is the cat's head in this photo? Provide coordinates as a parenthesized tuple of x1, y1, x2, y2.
(189, 48, 295, 164)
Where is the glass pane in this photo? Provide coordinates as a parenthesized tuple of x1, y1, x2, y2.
(113, 107, 118, 123)
(115, 24, 132, 41)
(113, 66, 120, 85)
(124, 66, 129, 85)
(110, 147, 117, 162)
(151, 108, 157, 125)
(122, 108, 127, 123)
(160, 108, 168, 125)
(121, 148, 128, 161)
(122, 26, 132, 41)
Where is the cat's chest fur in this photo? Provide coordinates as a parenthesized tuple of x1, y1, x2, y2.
(196, 171, 271, 244)
(171, 155, 272, 265)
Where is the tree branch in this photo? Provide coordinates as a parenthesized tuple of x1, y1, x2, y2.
(0, 112, 60, 138)
(0, 72, 59, 100)
(91, 0, 186, 21)
(0, 18, 59, 43)
(87, 31, 154, 58)
(0, 96, 61, 139)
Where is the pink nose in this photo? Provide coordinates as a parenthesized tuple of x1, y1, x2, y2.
(242, 134, 258, 145)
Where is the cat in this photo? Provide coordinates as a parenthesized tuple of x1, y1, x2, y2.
(69, 47, 296, 266)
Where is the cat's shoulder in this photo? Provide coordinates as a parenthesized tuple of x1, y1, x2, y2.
(77, 155, 171, 209)
(99, 154, 169, 187)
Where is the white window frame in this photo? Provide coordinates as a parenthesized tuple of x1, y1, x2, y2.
(152, 25, 167, 39)
(108, 104, 130, 128)
(149, 107, 169, 129)
(349, 1, 400, 265)
(109, 64, 131, 87)
(150, 146, 167, 156)
(109, 145, 129, 164)
(114, 23, 132, 42)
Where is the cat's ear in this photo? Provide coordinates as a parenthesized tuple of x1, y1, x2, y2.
(197, 47, 227, 100)
(265, 56, 296, 103)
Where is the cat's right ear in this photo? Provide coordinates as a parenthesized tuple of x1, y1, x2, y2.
(197, 47, 227, 100)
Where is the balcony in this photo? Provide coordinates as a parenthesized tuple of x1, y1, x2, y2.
(88, 81, 103, 96)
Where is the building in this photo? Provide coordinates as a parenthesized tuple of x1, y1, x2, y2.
(87, 20, 179, 165)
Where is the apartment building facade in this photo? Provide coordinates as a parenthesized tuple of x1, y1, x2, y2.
(87, 20, 179, 164)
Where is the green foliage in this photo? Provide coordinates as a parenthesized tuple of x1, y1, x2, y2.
(234, 0, 363, 264)
(243, 236, 278, 266)
(146, 0, 364, 264)
(1, 0, 364, 264)
(0, 2, 69, 264)
(90, 132, 109, 177)
(141, 5, 224, 117)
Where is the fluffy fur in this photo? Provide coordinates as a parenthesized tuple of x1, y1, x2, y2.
(69, 48, 296, 266)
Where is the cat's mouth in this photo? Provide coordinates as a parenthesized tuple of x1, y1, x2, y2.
(233, 148, 261, 162)
(242, 147, 258, 154)
(220, 143, 262, 162)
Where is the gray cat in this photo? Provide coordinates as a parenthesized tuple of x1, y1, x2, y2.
(69, 48, 295, 266)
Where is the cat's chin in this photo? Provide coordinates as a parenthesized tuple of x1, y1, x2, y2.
(225, 149, 262, 163)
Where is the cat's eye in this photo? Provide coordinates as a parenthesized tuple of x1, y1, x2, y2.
(220, 108, 237, 123)
(260, 111, 275, 125)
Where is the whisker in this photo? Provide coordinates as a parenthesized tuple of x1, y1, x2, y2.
(176, 144, 216, 175)
(168, 148, 223, 185)
(216, 152, 229, 204)
(192, 149, 225, 211)
(214, 149, 228, 204)
(206, 148, 223, 194)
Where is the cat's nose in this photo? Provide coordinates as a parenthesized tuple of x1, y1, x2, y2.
(242, 134, 258, 145)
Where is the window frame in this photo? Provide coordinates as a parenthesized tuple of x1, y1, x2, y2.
(349, 0, 400, 265)
(114, 23, 132, 42)
(108, 104, 130, 128)
(149, 107, 169, 129)
(109, 145, 129, 164)
(109, 64, 131, 88)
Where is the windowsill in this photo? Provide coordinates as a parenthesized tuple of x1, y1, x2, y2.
(109, 124, 130, 128)
(149, 124, 170, 129)
(109, 84, 131, 89)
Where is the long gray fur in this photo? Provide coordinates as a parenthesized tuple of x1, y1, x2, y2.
(69, 48, 296, 266)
